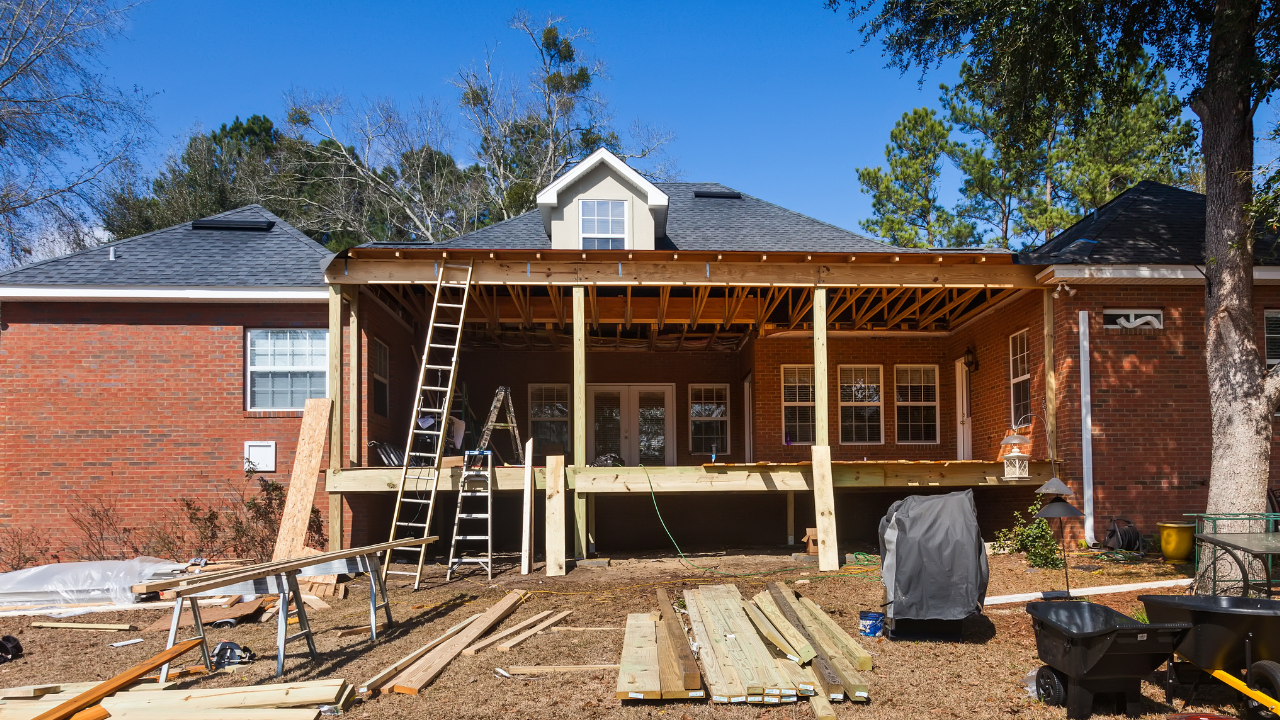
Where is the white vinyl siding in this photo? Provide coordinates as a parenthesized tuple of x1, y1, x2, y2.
(246, 329, 328, 411)
(782, 365, 816, 446)
(894, 365, 938, 444)
(689, 384, 729, 455)
(839, 365, 883, 444)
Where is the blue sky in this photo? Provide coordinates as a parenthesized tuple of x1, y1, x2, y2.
(101, 2, 1144, 235)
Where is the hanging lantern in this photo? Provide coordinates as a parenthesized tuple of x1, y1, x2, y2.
(1000, 433, 1031, 482)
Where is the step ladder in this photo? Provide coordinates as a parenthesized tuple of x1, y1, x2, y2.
(383, 259, 474, 590)
(446, 450, 494, 581)
(476, 386, 525, 466)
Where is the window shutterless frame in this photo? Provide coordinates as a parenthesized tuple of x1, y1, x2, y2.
(838, 364, 884, 444)
(244, 328, 329, 411)
(579, 199, 627, 250)
(893, 364, 939, 445)
(1009, 329, 1031, 427)
(781, 364, 817, 446)
(688, 384, 730, 455)
(371, 337, 390, 417)
(529, 383, 572, 462)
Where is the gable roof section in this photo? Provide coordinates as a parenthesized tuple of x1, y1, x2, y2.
(372, 182, 906, 254)
(536, 148, 669, 237)
(1023, 180, 1280, 265)
(0, 205, 332, 287)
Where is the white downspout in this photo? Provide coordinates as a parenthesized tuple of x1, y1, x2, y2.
(1078, 310, 1097, 545)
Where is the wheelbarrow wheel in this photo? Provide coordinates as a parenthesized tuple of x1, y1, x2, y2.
(1036, 665, 1067, 706)
(1247, 660, 1280, 720)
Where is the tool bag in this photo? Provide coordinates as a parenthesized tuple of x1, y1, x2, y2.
(0, 635, 22, 664)
(1102, 518, 1143, 553)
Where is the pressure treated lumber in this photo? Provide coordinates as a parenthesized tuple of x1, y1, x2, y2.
(545, 455, 566, 577)
(462, 611, 551, 655)
(30, 623, 133, 632)
(101, 710, 319, 720)
(813, 287, 829, 444)
(655, 620, 705, 699)
(775, 658, 817, 696)
(697, 585, 791, 696)
(359, 614, 479, 693)
(766, 582, 843, 700)
(810, 445, 839, 572)
(272, 397, 333, 561)
(751, 591, 816, 663)
(616, 613, 661, 700)
(791, 595, 869, 700)
(739, 599, 800, 662)
(496, 610, 571, 651)
(687, 588, 756, 696)
(389, 590, 527, 694)
(505, 664, 619, 674)
(521, 437, 534, 575)
(0, 684, 60, 698)
(808, 693, 839, 720)
(797, 595, 873, 671)
(682, 588, 745, 702)
(98, 680, 344, 711)
(655, 589, 700, 689)
(29, 638, 202, 720)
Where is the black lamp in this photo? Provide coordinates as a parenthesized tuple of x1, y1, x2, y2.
(1036, 496, 1083, 597)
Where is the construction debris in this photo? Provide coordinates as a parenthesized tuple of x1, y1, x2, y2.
(29, 623, 133, 632)
(387, 590, 528, 694)
(504, 665, 620, 674)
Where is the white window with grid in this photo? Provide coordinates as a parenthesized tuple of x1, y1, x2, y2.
(246, 329, 328, 411)
(1009, 329, 1031, 427)
(689, 384, 730, 455)
(894, 365, 938, 444)
(529, 384, 571, 462)
(782, 365, 816, 446)
(839, 365, 883, 444)
(371, 338, 390, 417)
(580, 199, 626, 250)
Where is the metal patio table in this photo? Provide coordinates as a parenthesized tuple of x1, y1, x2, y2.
(1195, 532, 1280, 598)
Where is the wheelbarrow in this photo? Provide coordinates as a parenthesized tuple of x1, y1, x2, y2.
(1141, 594, 1280, 717)
(1028, 601, 1191, 719)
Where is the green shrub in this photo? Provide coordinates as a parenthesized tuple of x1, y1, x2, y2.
(994, 498, 1064, 569)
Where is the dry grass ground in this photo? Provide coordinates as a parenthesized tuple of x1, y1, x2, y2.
(0, 551, 1241, 720)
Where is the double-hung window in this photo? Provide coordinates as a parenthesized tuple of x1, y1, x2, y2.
(580, 200, 626, 250)
(1009, 329, 1031, 427)
(529, 384, 571, 463)
(1267, 311, 1280, 369)
(246, 329, 328, 411)
(782, 365, 816, 445)
(689, 384, 729, 454)
(894, 365, 938, 444)
(371, 338, 390, 417)
(839, 365, 883, 444)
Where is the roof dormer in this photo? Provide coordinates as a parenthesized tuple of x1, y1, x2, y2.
(535, 148, 669, 250)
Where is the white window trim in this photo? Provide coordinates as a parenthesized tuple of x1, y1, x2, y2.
(688, 383, 731, 455)
(781, 364, 816, 446)
(529, 383, 572, 456)
(894, 364, 940, 445)
(1009, 329, 1032, 427)
(578, 198, 628, 250)
(838, 364, 884, 445)
(244, 328, 329, 411)
(1268, 310, 1280, 368)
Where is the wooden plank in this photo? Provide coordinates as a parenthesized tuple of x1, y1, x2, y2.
(690, 588, 764, 695)
(683, 588, 744, 703)
(0, 684, 61, 698)
(272, 397, 333, 561)
(505, 665, 618, 674)
(545, 455, 566, 577)
(98, 710, 318, 720)
(521, 438, 534, 575)
(327, 493, 343, 552)
(327, 285, 342, 473)
(496, 610, 571, 651)
(29, 639, 202, 720)
(389, 590, 527, 694)
(790, 594, 869, 700)
(810, 445, 839, 572)
(572, 287, 586, 468)
(615, 613, 661, 700)
(796, 595, 874, 671)
(752, 591, 816, 663)
(739, 599, 800, 662)
(30, 623, 133, 631)
(775, 658, 817, 696)
(359, 614, 479, 693)
(655, 621, 705, 699)
(808, 693, 839, 720)
(99, 681, 344, 710)
(655, 589, 700, 689)
(813, 287, 829, 444)
(766, 582, 842, 701)
(462, 610, 551, 655)
(701, 585, 790, 695)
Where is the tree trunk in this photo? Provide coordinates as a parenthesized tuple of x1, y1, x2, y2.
(1197, 0, 1271, 574)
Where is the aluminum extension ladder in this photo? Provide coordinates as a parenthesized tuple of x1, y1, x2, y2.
(446, 450, 493, 581)
(383, 259, 474, 590)
(476, 385, 525, 466)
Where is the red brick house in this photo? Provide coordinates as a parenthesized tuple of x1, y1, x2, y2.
(0, 153, 1267, 561)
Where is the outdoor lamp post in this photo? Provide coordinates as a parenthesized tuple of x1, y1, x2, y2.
(1036, 495, 1084, 597)
(1000, 433, 1032, 482)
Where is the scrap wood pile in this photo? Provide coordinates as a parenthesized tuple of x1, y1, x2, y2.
(0, 639, 353, 720)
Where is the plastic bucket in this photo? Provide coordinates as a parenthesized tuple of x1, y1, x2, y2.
(858, 610, 885, 637)
(1158, 522, 1196, 564)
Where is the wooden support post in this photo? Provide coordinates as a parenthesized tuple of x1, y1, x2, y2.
(811, 445, 839, 572)
(787, 491, 795, 546)
(574, 487, 587, 560)
(813, 286, 829, 445)
(328, 493, 343, 551)
(328, 284, 343, 473)
(546, 455, 566, 576)
(572, 286, 587, 560)
(1043, 289, 1057, 465)
(587, 493, 596, 554)
(347, 287, 360, 466)
(521, 438, 534, 575)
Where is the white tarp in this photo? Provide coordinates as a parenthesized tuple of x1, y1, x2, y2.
(0, 557, 186, 607)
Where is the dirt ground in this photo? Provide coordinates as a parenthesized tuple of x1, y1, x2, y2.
(0, 551, 1243, 720)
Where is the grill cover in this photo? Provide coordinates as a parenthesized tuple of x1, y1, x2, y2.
(878, 489, 989, 621)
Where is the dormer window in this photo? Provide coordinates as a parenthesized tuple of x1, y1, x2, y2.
(580, 200, 626, 250)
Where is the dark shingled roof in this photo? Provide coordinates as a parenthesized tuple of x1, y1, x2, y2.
(364, 182, 921, 254)
(1022, 180, 1280, 265)
(0, 205, 332, 286)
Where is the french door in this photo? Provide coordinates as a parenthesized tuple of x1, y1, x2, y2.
(955, 358, 972, 460)
(587, 384, 676, 466)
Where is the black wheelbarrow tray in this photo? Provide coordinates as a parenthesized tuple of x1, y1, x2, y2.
(1141, 594, 1280, 716)
(1028, 601, 1191, 719)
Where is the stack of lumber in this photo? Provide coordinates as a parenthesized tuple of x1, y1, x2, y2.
(680, 585, 800, 704)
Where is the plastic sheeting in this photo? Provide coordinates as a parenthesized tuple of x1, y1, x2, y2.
(878, 489, 989, 621)
(0, 557, 186, 607)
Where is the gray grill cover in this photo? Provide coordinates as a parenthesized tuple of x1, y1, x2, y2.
(878, 490, 989, 621)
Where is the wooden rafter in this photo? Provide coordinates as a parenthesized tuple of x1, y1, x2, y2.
(885, 287, 944, 328)
(950, 289, 1017, 328)
(759, 287, 787, 326)
(918, 288, 980, 327)
(829, 287, 868, 322)
(548, 286, 566, 328)
(853, 287, 905, 328)
(725, 287, 750, 328)
(588, 286, 599, 328)
(657, 286, 671, 327)
(625, 287, 633, 329)
(689, 286, 712, 326)
(788, 288, 814, 329)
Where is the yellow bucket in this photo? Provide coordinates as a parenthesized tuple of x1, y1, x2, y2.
(1158, 522, 1196, 564)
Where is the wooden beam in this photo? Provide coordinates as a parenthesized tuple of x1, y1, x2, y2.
(950, 288, 1018, 328)
(497, 610, 572, 651)
(885, 287, 944, 328)
(588, 285, 599, 328)
(689, 286, 711, 326)
(854, 287, 904, 328)
(810, 445, 838, 572)
(358, 614, 480, 693)
(521, 438, 534, 575)
(813, 287, 829, 446)
(572, 287, 586, 468)
(656, 589, 701, 689)
(347, 288, 360, 465)
(657, 286, 670, 327)
(463, 611, 552, 655)
(766, 583, 842, 700)
(616, 614, 662, 700)
(918, 288, 980, 327)
(389, 590, 528, 694)
(546, 455, 566, 577)
(30, 639, 203, 720)
(624, 286, 632, 329)
(327, 285, 343, 473)
(789, 287, 814, 329)
(548, 285, 565, 327)
(829, 287, 867, 320)
(328, 493, 343, 552)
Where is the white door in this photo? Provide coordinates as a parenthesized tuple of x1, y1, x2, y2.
(587, 384, 676, 466)
(955, 359, 972, 460)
